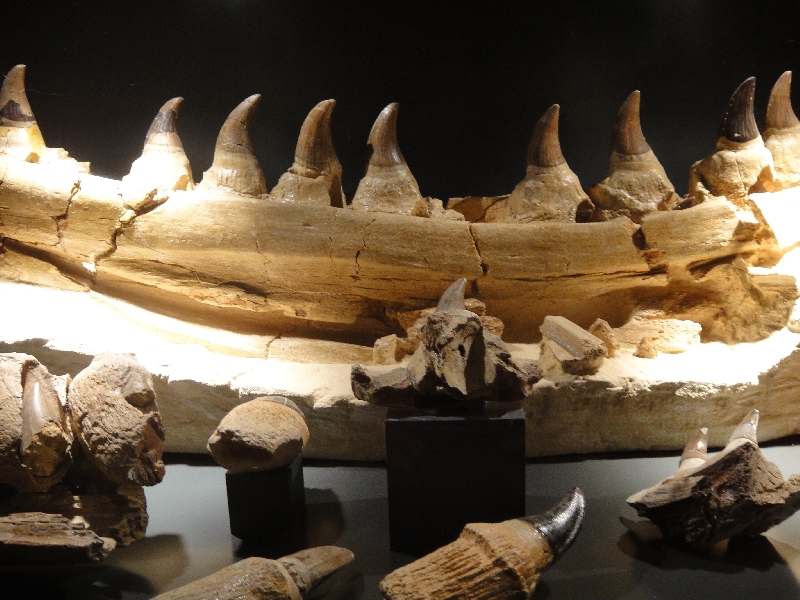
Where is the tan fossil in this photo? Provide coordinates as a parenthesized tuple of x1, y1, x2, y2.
(763, 71, 800, 192)
(0, 65, 45, 162)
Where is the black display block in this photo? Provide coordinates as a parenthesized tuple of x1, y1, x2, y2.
(385, 409, 526, 556)
(225, 456, 305, 541)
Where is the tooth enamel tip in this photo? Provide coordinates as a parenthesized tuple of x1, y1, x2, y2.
(766, 71, 800, 131)
(679, 427, 709, 464)
(611, 90, 651, 155)
(521, 487, 585, 561)
(278, 546, 355, 596)
(367, 102, 405, 168)
(435, 278, 467, 312)
(144, 97, 183, 145)
(718, 77, 759, 143)
(729, 408, 759, 445)
(295, 98, 340, 173)
(0, 64, 37, 127)
(218, 94, 262, 151)
(527, 104, 566, 168)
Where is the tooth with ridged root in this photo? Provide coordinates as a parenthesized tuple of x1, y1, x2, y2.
(197, 94, 267, 197)
(271, 99, 344, 207)
(123, 97, 194, 192)
(506, 104, 593, 223)
(689, 77, 775, 206)
(380, 488, 585, 600)
(762, 71, 800, 191)
(0, 65, 46, 162)
(351, 103, 429, 216)
(588, 91, 680, 223)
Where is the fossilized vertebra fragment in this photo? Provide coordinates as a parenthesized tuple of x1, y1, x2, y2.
(271, 99, 344, 207)
(588, 91, 680, 222)
(198, 94, 267, 196)
(689, 78, 775, 205)
(0, 65, 46, 161)
(123, 97, 194, 192)
(380, 488, 585, 599)
(763, 71, 800, 191)
(507, 104, 593, 222)
(351, 103, 429, 216)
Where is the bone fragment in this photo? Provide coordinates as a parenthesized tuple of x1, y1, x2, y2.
(152, 546, 354, 600)
(506, 105, 593, 222)
(197, 94, 267, 197)
(634, 336, 658, 358)
(539, 315, 607, 376)
(588, 91, 680, 222)
(271, 99, 344, 207)
(612, 310, 701, 354)
(763, 71, 800, 191)
(20, 363, 71, 477)
(588, 318, 619, 357)
(380, 488, 584, 599)
(351, 103, 429, 216)
(0, 65, 45, 162)
(207, 396, 309, 472)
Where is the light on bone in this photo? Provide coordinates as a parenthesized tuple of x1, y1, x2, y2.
(763, 71, 800, 191)
(0, 65, 46, 161)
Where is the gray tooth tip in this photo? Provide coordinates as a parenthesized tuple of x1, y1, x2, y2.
(435, 278, 467, 312)
(523, 487, 585, 561)
(145, 97, 183, 139)
(718, 77, 759, 143)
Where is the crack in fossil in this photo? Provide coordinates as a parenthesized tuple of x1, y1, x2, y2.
(54, 179, 80, 250)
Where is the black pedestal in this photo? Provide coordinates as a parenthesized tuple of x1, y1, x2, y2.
(385, 410, 526, 556)
(226, 456, 305, 542)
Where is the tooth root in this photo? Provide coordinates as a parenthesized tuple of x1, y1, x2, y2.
(728, 408, 759, 445)
(435, 278, 467, 312)
(0, 64, 46, 160)
(766, 72, 800, 131)
(677, 427, 709, 472)
(198, 94, 267, 197)
(20, 365, 71, 478)
(277, 546, 355, 596)
(611, 91, 651, 155)
(521, 487, 586, 561)
(718, 77, 759, 143)
(527, 104, 566, 167)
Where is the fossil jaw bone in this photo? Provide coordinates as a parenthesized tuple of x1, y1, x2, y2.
(123, 97, 194, 192)
(198, 94, 267, 197)
(506, 104, 593, 223)
(271, 99, 344, 207)
(762, 71, 800, 191)
(379, 488, 585, 599)
(351, 103, 429, 216)
(0, 65, 46, 162)
(588, 91, 680, 222)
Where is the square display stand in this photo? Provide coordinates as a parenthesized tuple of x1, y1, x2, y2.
(385, 407, 526, 556)
(226, 456, 305, 542)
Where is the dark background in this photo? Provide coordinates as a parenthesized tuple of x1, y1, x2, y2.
(3, 1, 800, 200)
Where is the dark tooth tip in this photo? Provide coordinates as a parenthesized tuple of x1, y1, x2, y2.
(522, 487, 585, 561)
(718, 77, 759, 143)
(527, 104, 566, 168)
(0, 64, 36, 126)
(611, 90, 650, 155)
(435, 278, 467, 312)
(766, 71, 800, 131)
(367, 102, 405, 167)
(145, 97, 183, 139)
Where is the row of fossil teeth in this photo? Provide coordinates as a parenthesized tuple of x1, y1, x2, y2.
(2, 65, 800, 223)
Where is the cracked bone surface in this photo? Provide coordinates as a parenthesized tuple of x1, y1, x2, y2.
(588, 91, 681, 222)
(506, 104, 593, 222)
(380, 488, 584, 600)
(627, 409, 800, 548)
(152, 546, 354, 600)
(763, 71, 800, 192)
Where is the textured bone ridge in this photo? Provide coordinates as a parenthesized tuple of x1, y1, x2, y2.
(380, 488, 584, 599)
(539, 315, 608, 376)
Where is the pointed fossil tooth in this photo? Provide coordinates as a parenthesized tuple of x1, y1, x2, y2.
(20, 365, 71, 478)
(123, 97, 194, 192)
(380, 488, 585, 599)
(763, 72, 800, 191)
(610, 91, 651, 155)
(718, 77, 759, 143)
(278, 546, 355, 596)
(198, 94, 267, 197)
(677, 427, 709, 473)
(351, 103, 429, 216)
(727, 408, 759, 446)
(270, 99, 344, 207)
(527, 104, 566, 167)
(435, 277, 467, 312)
(0, 64, 46, 161)
(766, 71, 800, 131)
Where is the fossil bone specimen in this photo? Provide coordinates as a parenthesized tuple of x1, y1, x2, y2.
(380, 487, 584, 599)
(539, 315, 608, 376)
(208, 396, 309, 472)
(0, 65, 45, 162)
(627, 409, 800, 547)
(152, 546, 354, 600)
(763, 71, 800, 192)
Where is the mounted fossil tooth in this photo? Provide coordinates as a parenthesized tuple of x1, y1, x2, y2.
(271, 99, 344, 207)
(507, 104, 593, 223)
(762, 71, 800, 191)
(152, 546, 355, 599)
(123, 97, 194, 192)
(0, 64, 46, 161)
(688, 77, 775, 206)
(379, 488, 585, 599)
(588, 91, 680, 222)
(726, 407, 758, 446)
(351, 103, 429, 216)
(435, 277, 467, 312)
(197, 94, 267, 197)
(676, 427, 708, 473)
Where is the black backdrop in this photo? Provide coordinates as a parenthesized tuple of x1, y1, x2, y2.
(3, 1, 800, 200)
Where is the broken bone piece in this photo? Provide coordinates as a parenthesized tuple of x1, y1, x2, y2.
(627, 409, 800, 548)
(379, 488, 585, 600)
(588, 318, 619, 357)
(271, 99, 344, 207)
(539, 315, 608, 377)
(67, 353, 165, 486)
(351, 103, 429, 216)
(0, 64, 46, 161)
(207, 396, 309, 472)
(152, 546, 355, 600)
(123, 97, 194, 192)
(763, 71, 800, 192)
(506, 104, 593, 223)
(588, 91, 680, 222)
(197, 94, 267, 197)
